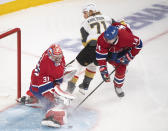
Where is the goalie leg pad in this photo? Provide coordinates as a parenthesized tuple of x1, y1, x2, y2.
(42, 107, 67, 127)
(42, 89, 55, 103)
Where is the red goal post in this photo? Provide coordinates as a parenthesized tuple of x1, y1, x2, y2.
(0, 28, 21, 99)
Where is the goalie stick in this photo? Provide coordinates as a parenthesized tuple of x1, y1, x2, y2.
(65, 59, 75, 67)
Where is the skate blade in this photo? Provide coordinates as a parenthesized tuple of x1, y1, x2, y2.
(41, 120, 61, 128)
(79, 89, 85, 95)
(16, 98, 42, 108)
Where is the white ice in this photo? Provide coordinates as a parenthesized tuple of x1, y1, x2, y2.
(0, 0, 168, 131)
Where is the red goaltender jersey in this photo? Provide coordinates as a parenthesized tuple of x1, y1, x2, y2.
(30, 49, 65, 94)
(96, 23, 143, 66)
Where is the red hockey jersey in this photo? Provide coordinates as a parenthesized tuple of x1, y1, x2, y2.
(96, 24, 142, 66)
(31, 50, 65, 87)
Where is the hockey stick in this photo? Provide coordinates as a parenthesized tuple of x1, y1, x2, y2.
(74, 67, 117, 111)
(65, 59, 75, 67)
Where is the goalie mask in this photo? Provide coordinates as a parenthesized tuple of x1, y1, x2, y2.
(48, 44, 63, 64)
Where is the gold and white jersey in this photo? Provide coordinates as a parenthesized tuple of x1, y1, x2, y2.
(80, 14, 112, 47)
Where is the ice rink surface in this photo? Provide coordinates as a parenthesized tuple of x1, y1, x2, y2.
(0, 0, 168, 131)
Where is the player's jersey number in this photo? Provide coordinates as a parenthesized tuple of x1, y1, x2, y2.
(90, 21, 107, 34)
(43, 76, 50, 83)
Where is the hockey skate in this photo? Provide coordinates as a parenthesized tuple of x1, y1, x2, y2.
(79, 83, 89, 95)
(41, 116, 61, 128)
(79, 76, 92, 95)
(17, 95, 39, 104)
(114, 87, 125, 97)
(66, 81, 76, 94)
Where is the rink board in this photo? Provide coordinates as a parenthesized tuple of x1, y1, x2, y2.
(0, 0, 62, 16)
(0, 104, 97, 131)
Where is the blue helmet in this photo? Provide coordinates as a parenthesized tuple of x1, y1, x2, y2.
(104, 26, 118, 40)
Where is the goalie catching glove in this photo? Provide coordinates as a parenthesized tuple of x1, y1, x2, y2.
(52, 85, 75, 106)
(41, 85, 75, 107)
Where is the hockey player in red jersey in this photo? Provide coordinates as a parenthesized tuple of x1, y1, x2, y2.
(18, 44, 75, 128)
(96, 24, 143, 97)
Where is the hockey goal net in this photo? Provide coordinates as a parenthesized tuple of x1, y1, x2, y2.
(0, 28, 21, 108)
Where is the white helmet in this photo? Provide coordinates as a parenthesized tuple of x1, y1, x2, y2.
(82, 3, 97, 12)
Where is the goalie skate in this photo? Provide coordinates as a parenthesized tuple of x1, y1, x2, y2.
(16, 96, 42, 108)
(17, 96, 39, 104)
(41, 116, 61, 128)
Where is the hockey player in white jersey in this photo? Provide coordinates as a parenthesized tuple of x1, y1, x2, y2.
(66, 3, 114, 94)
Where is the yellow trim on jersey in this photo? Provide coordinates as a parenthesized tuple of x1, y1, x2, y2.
(83, 39, 97, 47)
(85, 69, 96, 79)
(120, 20, 127, 26)
(0, 0, 62, 16)
(70, 76, 79, 84)
(82, 42, 87, 47)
